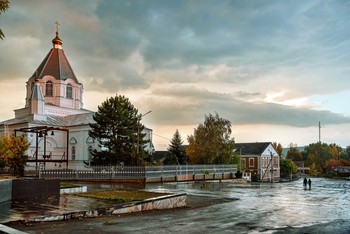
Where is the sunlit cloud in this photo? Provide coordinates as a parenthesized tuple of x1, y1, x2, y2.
(1, 0, 350, 149)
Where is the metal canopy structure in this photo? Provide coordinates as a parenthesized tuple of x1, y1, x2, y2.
(15, 126, 69, 169)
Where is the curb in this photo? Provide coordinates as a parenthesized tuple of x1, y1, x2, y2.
(25, 193, 187, 223)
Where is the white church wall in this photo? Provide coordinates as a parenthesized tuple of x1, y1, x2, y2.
(68, 125, 96, 161)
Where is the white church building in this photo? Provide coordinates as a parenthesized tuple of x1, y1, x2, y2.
(0, 27, 154, 170)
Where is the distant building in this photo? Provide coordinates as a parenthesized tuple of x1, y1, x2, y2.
(281, 146, 305, 158)
(235, 142, 280, 182)
(0, 26, 154, 170)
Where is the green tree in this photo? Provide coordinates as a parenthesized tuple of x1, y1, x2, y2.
(341, 146, 350, 160)
(286, 144, 303, 162)
(309, 162, 322, 176)
(186, 113, 235, 164)
(304, 142, 332, 174)
(0, 135, 29, 176)
(280, 157, 298, 178)
(0, 0, 10, 40)
(163, 153, 178, 165)
(89, 95, 147, 165)
(165, 129, 187, 165)
(0, 136, 7, 169)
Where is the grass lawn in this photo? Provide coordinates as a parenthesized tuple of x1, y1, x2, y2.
(60, 182, 81, 189)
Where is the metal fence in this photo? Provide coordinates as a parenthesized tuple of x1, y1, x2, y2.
(39, 164, 237, 180)
(40, 166, 145, 180)
(146, 164, 236, 178)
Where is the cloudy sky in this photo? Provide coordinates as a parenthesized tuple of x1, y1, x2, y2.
(1, 0, 350, 150)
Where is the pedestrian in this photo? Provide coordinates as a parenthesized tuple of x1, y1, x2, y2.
(308, 178, 312, 189)
(303, 177, 307, 188)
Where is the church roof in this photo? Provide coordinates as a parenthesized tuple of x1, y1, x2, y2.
(30, 83, 44, 101)
(0, 113, 94, 127)
(30, 30, 80, 84)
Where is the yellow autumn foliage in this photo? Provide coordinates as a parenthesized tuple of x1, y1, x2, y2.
(0, 134, 29, 176)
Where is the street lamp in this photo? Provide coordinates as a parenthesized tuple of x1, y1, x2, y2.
(136, 111, 151, 161)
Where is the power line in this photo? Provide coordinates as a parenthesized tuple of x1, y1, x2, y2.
(153, 132, 171, 141)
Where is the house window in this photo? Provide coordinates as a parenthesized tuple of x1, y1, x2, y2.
(241, 158, 246, 170)
(46, 81, 53, 96)
(71, 146, 76, 160)
(66, 83, 72, 99)
(249, 158, 255, 168)
(264, 158, 269, 168)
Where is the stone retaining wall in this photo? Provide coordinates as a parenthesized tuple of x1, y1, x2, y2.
(146, 172, 233, 183)
(60, 186, 87, 194)
(27, 193, 187, 223)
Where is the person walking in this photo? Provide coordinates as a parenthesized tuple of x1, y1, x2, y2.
(308, 178, 312, 189)
(303, 177, 307, 188)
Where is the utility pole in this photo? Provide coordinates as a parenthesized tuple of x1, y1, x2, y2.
(269, 150, 274, 183)
(136, 111, 151, 162)
(318, 121, 321, 143)
(239, 146, 245, 172)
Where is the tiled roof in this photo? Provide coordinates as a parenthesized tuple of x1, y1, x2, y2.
(0, 113, 95, 127)
(235, 142, 272, 155)
(0, 117, 28, 126)
(33, 115, 65, 126)
(63, 113, 95, 126)
(30, 37, 79, 84)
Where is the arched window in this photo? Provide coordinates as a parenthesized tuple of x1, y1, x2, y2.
(46, 81, 53, 96)
(88, 145, 93, 161)
(66, 83, 72, 99)
(86, 136, 95, 144)
(69, 137, 77, 144)
(71, 146, 76, 160)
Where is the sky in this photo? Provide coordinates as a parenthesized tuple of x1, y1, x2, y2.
(1, 0, 350, 151)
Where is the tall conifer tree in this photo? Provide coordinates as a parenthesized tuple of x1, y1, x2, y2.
(89, 95, 147, 165)
(165, 129, 187, 165)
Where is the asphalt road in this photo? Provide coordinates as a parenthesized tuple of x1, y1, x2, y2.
(5, 178, 350, 234)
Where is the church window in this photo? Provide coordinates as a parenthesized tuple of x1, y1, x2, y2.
(86, 136, 95, 144)
(69, 137, 77, 144)
(88, 145, 93, 161)
(71, 146, 76, 160)
(66, 83, 72, 99)
(46, 81, 53, 96)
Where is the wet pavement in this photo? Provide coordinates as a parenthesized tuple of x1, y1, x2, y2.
(3, 177, 350, 233)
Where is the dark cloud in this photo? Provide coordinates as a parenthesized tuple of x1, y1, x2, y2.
(1, 0, 350, 144)
(142, 86, 350, 127)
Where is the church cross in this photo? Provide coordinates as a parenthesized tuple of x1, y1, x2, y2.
(55, 20, 60, 34)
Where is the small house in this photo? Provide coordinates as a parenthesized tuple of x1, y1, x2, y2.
(235, 142, 280, 182)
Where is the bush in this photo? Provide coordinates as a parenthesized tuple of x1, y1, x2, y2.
(235, 170, 242, 178)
